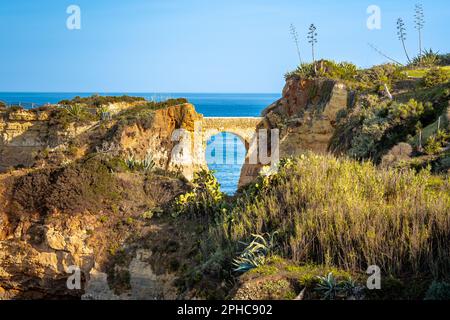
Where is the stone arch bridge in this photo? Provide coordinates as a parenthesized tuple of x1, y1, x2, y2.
(201, 117, 263, 148)
(171, 116, 265, 186)
(202, 117, 265, 188)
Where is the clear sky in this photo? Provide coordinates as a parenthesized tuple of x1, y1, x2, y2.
(0, 0, 449, 93)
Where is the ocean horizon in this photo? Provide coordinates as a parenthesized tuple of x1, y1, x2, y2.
(0, 92, 280, 117)
(0, 92, 280, 194)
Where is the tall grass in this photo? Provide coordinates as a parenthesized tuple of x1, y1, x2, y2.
(221, 153, 450, 278)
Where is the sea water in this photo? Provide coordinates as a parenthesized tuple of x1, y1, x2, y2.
(0, 92, 280, 194)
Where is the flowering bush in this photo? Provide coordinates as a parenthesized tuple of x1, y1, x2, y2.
(172, 169, 226, 221)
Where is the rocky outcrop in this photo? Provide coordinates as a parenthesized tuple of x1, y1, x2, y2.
(115, 103, 204, 180)
(0, 103, 205, 181)
(0, 108, 94, 172)
(239, 77, 355, 187)
(0, 214, 97, 299)
(0, 162, 191, 299)
(264, 77, 354, 154)
(0, 109, 53, 171)
(0, 101, 208, 299)
(82, 250, 178, 300)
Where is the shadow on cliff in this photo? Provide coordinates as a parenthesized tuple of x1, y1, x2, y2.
(0, 155, 193, 299)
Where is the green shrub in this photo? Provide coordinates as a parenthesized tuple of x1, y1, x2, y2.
(172, 169, 226, 221)
(285, 61, 408, 93)
(285, 62, 316, 79)
(332, 96, 435, 161)
(424, 137, 441, 155)
(222, 154, 450, 278)
(422, 67, 449, 88)
(59, 95, 145, 107)
(332, 62, 358, 81)
(115, 98, 189, 128)
(389, 99, 432, 122)
(424, 281, 450, 300)
(438, 53, 450, 66)
(50, 104, 97, 128)
(424, 130, 450, 155)
(356, 63, 406, 92)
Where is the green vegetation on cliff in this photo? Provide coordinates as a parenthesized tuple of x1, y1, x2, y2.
(174, 154, 450, 299)
(48, 96, 189, 130)
(284, 56, 450, 171)
(58, 95, 146, 107)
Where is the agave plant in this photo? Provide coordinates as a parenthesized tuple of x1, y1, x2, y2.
(125, 155, 139, 170)
(232, 232, 278, 273)
(339, 278, 358, 297)
(124, 152, 156, 173)
(142, 151, 156, 173)
(315, 273, 359, 300)
(315, 272, 339, 300)
(412, 49, 441, 67)
(63, 103, 85, 120)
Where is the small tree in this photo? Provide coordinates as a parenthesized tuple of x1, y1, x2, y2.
(290, 24, 302, 65)
(414, 3, 425, 58)
(307, 24, 318, 64)
(397, 18, 412, 64)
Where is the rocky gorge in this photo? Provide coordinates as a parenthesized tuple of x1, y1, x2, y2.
(1, 61, 450, 300)
(0, 99, 206, 299)
(0, 79, 354, 299)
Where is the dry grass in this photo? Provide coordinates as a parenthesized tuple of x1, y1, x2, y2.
(223, 153, 450, 278)
(405, 66, 450, 78)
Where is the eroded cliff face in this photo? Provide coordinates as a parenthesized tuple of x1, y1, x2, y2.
(0, 103, 205, 180)
(0, 109, 60, 171)
(115, 103, 205, 180)
(0, 102, 208, 299)
(239, 77, 355, 187)
(0, 164, 193, 299)
(264, 77, 354, 154)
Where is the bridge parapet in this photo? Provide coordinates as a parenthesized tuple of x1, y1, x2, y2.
(201, 117, 263, 145)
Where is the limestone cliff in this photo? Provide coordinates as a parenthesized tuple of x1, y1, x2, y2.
(0, 101, 207, 299)
(0, 102, 205, 180)
(239, 77, 355, 187)
(0, 163, 191, 299)
(0, 108, 59, 171)
(115, 103, 204, 180)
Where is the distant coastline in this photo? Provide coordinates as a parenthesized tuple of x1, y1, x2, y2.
(0, 92, 280, 117)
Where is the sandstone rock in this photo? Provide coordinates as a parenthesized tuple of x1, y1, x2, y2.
(81, 250, 178, 300)
(117, 103, 205, 180)
(82, 268, 120, 300)
(127, 249, 178, 300)
(232, 275, 296, 300)
(239, 77, 354, 187)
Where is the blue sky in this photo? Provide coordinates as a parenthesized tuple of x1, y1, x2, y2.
(0, 0, 449, 93)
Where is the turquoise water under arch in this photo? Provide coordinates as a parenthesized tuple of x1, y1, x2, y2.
(205, 132, 247, 195)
